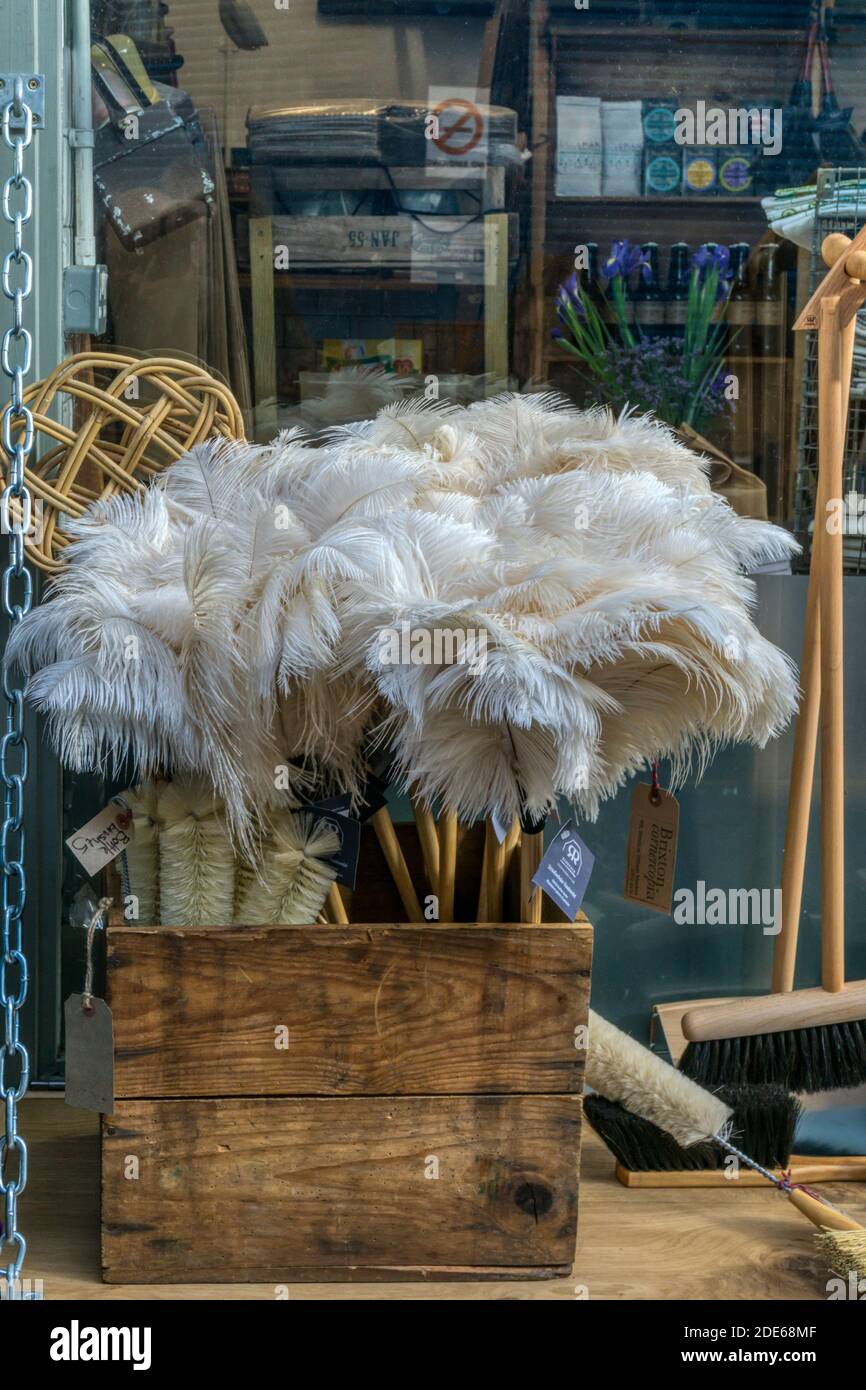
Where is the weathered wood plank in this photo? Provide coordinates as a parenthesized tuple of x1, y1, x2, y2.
(107, 922, 592, 1099)
(268, 213, 518, 272)
(101, 1095, 581, 1282)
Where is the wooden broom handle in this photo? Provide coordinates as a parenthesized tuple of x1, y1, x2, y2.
(817, 296, 846, 993)
(484, 821, 507, 922)
(326, 882, 349, 924)
(438, 811, 457, 922)
(411, 797, 439, 895)
(519, 831, 544, 924)
(371, 807, 424, 923)
(787, 1187, 864, 1233)
(774, 247, 859, 993)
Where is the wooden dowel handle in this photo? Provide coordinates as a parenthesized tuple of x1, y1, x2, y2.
(411, 797, 439, 895)
(326, 882, 349, 924)
(817, 299, 846, 993)
(438, 811, 457, 923)
(371, 808, 424, 923)
(485, 822, 507, 923)
(788, 1187, 864, 1232)
(519, 831, 544, 924)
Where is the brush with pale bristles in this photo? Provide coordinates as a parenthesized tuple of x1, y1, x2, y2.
(585, 1009, 866, 1275)
(158, 778, 237, 926)
(235, 811, 341, 925)
(118, 782, 163, 925)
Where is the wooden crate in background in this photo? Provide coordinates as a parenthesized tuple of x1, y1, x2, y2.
(101, 912, 592, 1283)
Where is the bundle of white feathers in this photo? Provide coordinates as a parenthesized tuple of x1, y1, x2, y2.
(8, 392, 799, 854)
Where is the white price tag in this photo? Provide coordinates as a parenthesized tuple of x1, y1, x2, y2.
(65, 802, 133, 878)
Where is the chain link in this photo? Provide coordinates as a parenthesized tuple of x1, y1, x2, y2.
(0, 75, 34, 1301)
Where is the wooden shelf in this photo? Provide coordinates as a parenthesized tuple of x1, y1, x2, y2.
(549, 25, 810, 45)
(239, 272, 446, 292)
(549, 196, 763, 208)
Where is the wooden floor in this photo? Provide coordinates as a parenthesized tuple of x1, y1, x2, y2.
(21, 1095, 864, 1300)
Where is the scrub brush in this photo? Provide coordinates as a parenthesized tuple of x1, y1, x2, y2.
(158, 778, 236, 926)
(235, 810, 341, 925)
(584, 1084, 800, 1173)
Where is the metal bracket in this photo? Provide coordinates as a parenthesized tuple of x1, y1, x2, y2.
(0, 73, 46, 128)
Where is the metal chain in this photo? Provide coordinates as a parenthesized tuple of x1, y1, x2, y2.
(0, 75, 35, 1302)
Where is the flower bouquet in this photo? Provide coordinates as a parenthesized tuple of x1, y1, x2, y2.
(553, 240, 735, 433)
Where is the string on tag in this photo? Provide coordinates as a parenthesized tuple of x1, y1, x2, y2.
(81, 897, 112, 1015)
(650, 759, 661, 806)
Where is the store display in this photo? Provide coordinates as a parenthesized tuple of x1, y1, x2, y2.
(13, 0, 866, 1312)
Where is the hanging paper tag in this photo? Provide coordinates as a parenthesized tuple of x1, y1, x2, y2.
(305, 807, 361, 889)
(532, 820, 595, 920)
(491, 808, 509, 844)
(64, 995, 115, 1113)
(623, 783, 680, 914)
(309, 773, 388, 825)
(65, 803, 133, 878)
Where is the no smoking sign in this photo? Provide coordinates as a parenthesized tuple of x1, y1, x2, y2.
(426, 87, 489, 174)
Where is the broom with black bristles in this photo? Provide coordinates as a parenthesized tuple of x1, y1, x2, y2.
(679, 228, 866, 1094)
(585, 1009, 866, 1277)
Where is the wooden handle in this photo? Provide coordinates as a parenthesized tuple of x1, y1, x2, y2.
(371, 808, 424, 923)
(411, 797, 439, 895)
(817, 298, 846, 993)
(822, 232, 852, 269)
(438, 811, 457, 922)
(519, 831, 544, 925)
(773, 561, 821, 992)
(326, 883, 349, 924)
(787, 1187, 864, 1233)
(681, 979, 866, 1041)
(483, 822, 508, 923)
(773, 305, 857, 994)
(616, 1157, 866, 1188)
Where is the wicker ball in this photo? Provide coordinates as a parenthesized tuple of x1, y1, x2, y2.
(2, 351, 245, 574)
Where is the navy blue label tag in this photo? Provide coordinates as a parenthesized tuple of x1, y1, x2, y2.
(304, 807, 361, 890)
(532, 820, 594, 920)
(309, 773, 388, 825)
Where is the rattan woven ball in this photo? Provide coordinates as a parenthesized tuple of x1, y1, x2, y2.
(2, 351, 245, 575)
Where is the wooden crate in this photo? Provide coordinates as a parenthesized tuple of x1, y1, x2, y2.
(101, 918, 592, 1283)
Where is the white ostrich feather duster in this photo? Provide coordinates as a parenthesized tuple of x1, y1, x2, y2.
(7, 394, 800, 842)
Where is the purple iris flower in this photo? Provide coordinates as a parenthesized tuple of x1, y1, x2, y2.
(604, 239, 651, 281)
(555, 270, 586, 321)
(693, 243, 733, 299)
